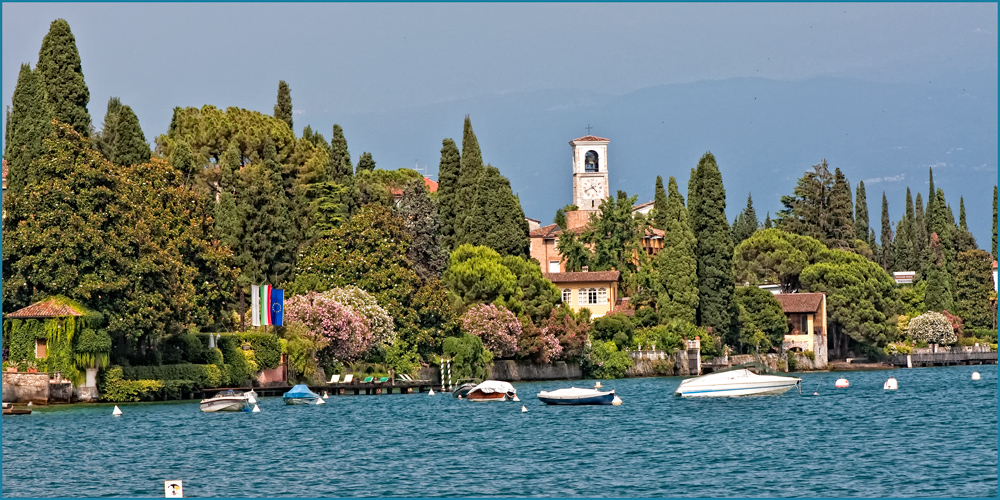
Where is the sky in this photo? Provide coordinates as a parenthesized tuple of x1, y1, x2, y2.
(3, 3, 998, 241)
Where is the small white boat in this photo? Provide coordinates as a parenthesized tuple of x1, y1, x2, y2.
(283, 384, 321, 405)
(465, 380, 517, 401)
(537, 387, 617, 405)
(675, 368, 801, 397)
(199, 390, 251, 412)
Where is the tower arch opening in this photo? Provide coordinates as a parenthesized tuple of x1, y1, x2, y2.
(585, 150, 599, 172)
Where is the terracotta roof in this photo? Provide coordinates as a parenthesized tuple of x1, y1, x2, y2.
(544, 271, 620, 283)
(528, 223, 664, 239)
(772, 293, 824, 314)
(633, 201, 654, 210)
(570, 135, 610, 143)
(6, 299, 86, 319)
(993, 261, 997, 270)
(391, 177, 438, 197)
(2, 158, 7, 181)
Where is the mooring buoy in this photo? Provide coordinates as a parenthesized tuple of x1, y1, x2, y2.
(112, 405, 122, 416)
(521, 405, 528, 413)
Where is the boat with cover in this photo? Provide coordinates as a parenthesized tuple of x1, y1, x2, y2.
(283, 384, 321, 405)
(200, 389, 252, 412)
(464, 380, 517, 401)
(674, 362, 801, 397)
(537, 387, 617, 405)
(452, 382, 478, 398)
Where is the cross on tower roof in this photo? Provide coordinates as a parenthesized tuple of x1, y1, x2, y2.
(585, 124, 593, 134)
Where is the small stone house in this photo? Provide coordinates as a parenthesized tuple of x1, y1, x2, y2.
(772, 292, 828, 368)
(545, 270, 620, 318)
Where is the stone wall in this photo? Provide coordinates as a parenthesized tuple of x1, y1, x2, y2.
(705, 352, 825, 373)
(490, 360, 582, 381)
(48, 381, 74, 403)
(626, 351, 696, 377)
(2, 372, 51, 404)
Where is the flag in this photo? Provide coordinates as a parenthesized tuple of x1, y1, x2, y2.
(270, 289, 284, 326)
(251, 285, 261, 327)
(261, 285, 272, 326)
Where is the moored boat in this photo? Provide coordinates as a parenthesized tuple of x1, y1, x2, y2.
(200, 390, 251, 412)
(452, 382, 478, 398)
(674, 367, 801, 397)
(537, 387, 617, 405)
(283, 384, 321, 405)
(465, 380, 516, 401)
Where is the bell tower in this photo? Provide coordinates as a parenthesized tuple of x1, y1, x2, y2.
(570, 135, 610, 211)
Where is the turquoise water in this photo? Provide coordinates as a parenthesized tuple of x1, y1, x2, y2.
(3, 365, 997, 497)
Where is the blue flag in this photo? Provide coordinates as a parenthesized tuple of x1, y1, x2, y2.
(269, 289, 284, 326)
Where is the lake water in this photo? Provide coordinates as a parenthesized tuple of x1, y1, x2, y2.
(2, 365, 997, 497)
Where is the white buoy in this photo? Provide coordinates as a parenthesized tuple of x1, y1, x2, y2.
(594, 381, 603, 389)
(428, 389, 435, 396)
(883, 377, 898, 390)
(612, 395, 623, 406)
(27, 401, 32, 406)
(112, 405, 122, 416)
(512, 395, 520, 402)
(251, 404, 261, 413)
(835, 378, 849, 388)
(457, 395, 462, 399)
(246, 391, 257, 405)
(521, 405, 528, 413)
(972, 371, 981, 380)
(316, 397, 326, 405)
(322, 391, 329, 399)
(813, 392, 819, 396)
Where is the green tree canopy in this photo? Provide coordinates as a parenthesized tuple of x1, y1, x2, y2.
(459, 165, 530, 257)
(655, 176, 698, 324)
(396, 178, 448, 281)
(3, 64, 52, 202)
(734, 228, 828, 292)
(650, 175, 668, 230)
(273, 80, 293, 131)
(735, 286, 788, 353)
(954, 249, 995, 330)
(435, 138, 461, 250)
(111, 105, 151, 167)
(36, 19, 91, 137)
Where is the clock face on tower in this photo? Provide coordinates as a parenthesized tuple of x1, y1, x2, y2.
(581, 178, 605, 199)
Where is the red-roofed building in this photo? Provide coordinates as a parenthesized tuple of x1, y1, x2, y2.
(545, 270, 620, 318)
(390, 176, 438, 204)
(772, 292, 828, 368)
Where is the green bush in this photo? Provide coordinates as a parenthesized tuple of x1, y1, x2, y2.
(803, 350, 815, 361)
(121, 364, 223, 388)
(633, 325, 684, 353)
(74, 328, 112, 369)
(965, 328, 998, 343)
(442, 334, 494, 381)
(162, 334, 207, 364)
(205, 348, 224, 365)
(234, 332, 282, 371)
(98, 366, 163, 402)
(217, 336, 253, 386)
(591, 313, 634, 351)
(786, 354, 798, 371)
(160, 380, 197, 399)
(582, 340, 634, 379)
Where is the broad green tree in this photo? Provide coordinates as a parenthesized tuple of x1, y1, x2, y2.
(777, 159, 833, 242)
(734, 228, 828, 292)
(36, 19, 91, 136)
(735, 286, 788, 353)
(356, 152, 376, 173)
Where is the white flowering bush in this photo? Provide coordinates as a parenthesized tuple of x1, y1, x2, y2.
(321, 286, 396, 349)
(905, 311, 957, 345)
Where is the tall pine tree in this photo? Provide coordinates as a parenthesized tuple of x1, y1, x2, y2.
(3, 64, 52, 197)
(397, 178, 448, 281)
(655, 176, 698, 324)
(854, 180, 869, 245)
(777, 159, 833, 243)
(689, 152, 737, 344)
(460, 165, 530, 257)
(454, 115, 486, 245)
(650, 175, 668, 230)
(828, 167, 854, 250)
(356, 152, 376, 173)
(435, 138, 461, 250)
(111, 105, 150, 167)
(329, 124, 351, 182)
(914, 193, 929, 276)
(879, 192, 893, 271)
(36, 19, 91, 137)
(94, 97, 122, 160)
(273, 80, 293, 132)
(731, 193, 760, 246)
(993, 186, 998, 259)
(955, 197, 978, 253)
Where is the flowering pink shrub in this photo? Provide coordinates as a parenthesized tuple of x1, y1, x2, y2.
(284, 292, 374, 363)
(518, 320, 563, 364)
(460, 304, 520, 358)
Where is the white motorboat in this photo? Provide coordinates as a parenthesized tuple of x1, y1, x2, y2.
(199, 390, 251, 412)
(675, 368, 801, 397)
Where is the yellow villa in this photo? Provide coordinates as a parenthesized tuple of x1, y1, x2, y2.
(544, 270, 620, 318)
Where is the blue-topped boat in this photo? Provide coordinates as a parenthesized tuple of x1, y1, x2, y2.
(283, 384, 321, 405)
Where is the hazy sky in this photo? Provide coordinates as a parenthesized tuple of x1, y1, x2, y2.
(4, 3, 996, 138)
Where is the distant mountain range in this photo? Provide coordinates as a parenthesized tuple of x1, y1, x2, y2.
(324, 76, 998, 246)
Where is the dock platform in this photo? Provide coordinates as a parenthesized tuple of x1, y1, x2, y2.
(194, 380, 448, 400)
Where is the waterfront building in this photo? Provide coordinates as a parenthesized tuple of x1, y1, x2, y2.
(773, 292, 828, 368)
(545, 270, 620, 318)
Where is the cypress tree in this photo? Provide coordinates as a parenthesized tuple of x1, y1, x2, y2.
(880, 192, 893, 272)
(924, 233, 954, 312)
(273, 80, 293, 132)
(435, 138, 461, 250)
(893, 214, 912, 272)
(687, 167, 699, 231)
(689, 152, 736, 343)
(397, 178, 448, 281)
(36, 19, 91, 137)
(110, 105, 150, 167)
(655, 176, 698, 324)
(914, 193, 929, 274)
(993, 186, 998, 259)
(651, 175, 668, 230)
(955, 249, 996, 329)
(926, 167, 936, 236)
(460, 165, 530, 257)
(455, 115, 486, 244)
(94, 97, 121, 160)
(732, 193, 759, 246)
(763, 212, 772, 229)
(329, 124, 352, 182)
(356, 152, 376, 173)
(955, 197, 978, 254)
(854, 180, 869, 245)
(930, 188, 955, 277)
(3, 64, 52, 196)
(828, 167, 854, 250)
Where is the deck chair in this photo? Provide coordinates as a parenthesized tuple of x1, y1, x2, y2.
(327, 374, 341, 384)
(342, 374, 354, 384)
(377, 376, 389, 383)
(362, 376, 374, 383)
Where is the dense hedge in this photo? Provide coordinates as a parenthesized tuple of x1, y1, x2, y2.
(98, 366, 163, 402)
(121, 364, 223, 388)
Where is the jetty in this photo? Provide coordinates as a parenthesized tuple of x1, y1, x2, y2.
(193, 379, 443, 400)
(890, 350, 997, 368)
(2, 402, 32, 415)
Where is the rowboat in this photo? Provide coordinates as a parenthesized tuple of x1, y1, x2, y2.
(537, 387, 617, 405)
